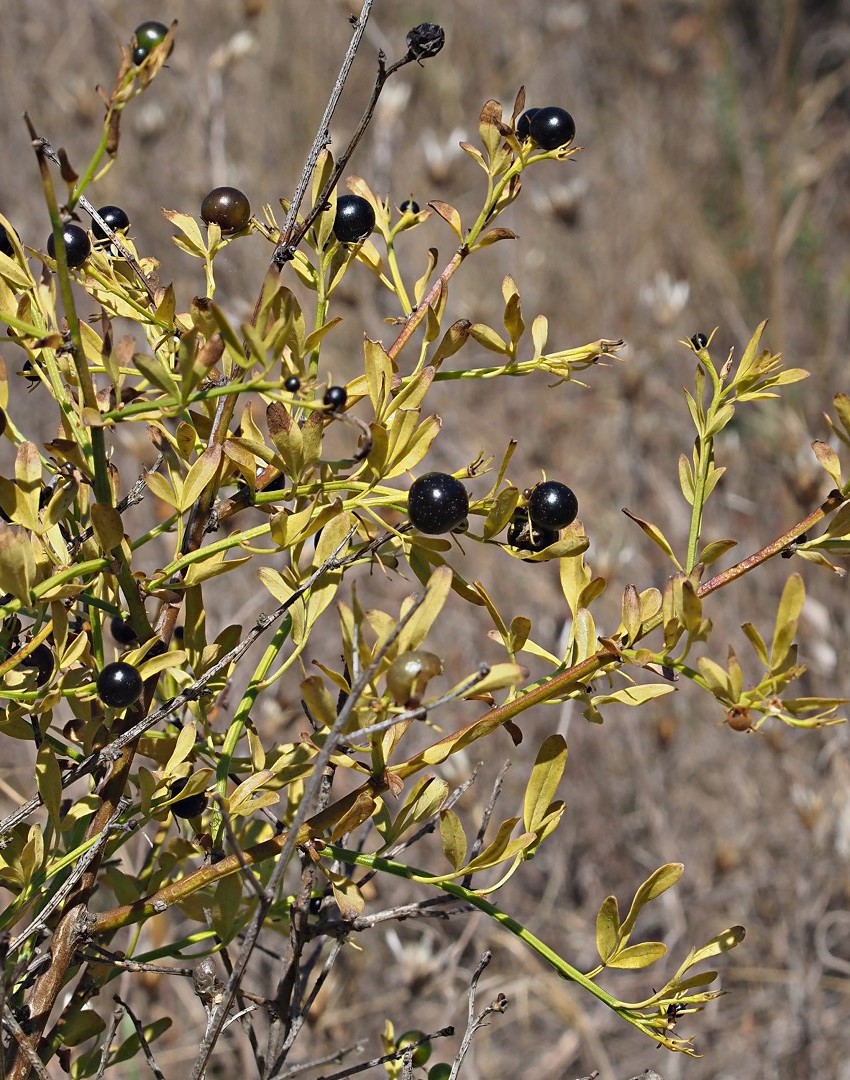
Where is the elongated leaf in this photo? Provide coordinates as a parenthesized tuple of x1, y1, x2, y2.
(329, 872, 365, 921)
(607, 941, 667, 970)
(622, 509, 682, 569)
(396, 564, 453, 654)
(36, 745, 62, 830)
(462, 817, 526, 874)
(90, 503, 124, 554)
(164, 721, 198, 774)
(0, 525, 35, 601)
(523, 734, 567, 833)
(685, 925, 745, 968)
(179, 446, 223, 513)
(620, 863, 684, 940)
(741, 621, 769, 666)
(591, 684, 676, 708)
(384, 777, 448, 846)
(621, 583, 641, 644)
(770, 572, 804, 670)
(596, 895, 620, 962)
(429, 201, 463, 240)
(469, 322, 509, 355)
(440, 809, 467, 871)
(459, 662, 526, 697)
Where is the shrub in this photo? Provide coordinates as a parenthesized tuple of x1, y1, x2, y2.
(1, 9, 848, 1079)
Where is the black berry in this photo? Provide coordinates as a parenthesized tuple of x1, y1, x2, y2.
(20, 643, 54, 686)
(200, 187, 251, 234)
(333, 195, 375, 244)
(405, 23, 445, 61)
(169, 776, 208, 819)
(47, 224, 91, 269)
(323, 386, 347, 412)
(690, 332, 708, 349)
(507, 513, 558, 554)
(400, 198, 420, 214)
(527, 481, 579, 531)
(133, 21, 171, 63)
(284, 375, 301, 393)
(516, 108, 540, 140)
(109, 616, 138, 645)
(528, 106, 576, 151)
(92, 205, 130, 243)
(0, 223, 15, 258)
(408, 472, 469, 534)
(96, 661, 143, 708)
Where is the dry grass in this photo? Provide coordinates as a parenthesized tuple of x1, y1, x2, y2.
(2, 1, 850, 1077)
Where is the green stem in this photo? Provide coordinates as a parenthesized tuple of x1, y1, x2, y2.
(321, 844, 646, 1028)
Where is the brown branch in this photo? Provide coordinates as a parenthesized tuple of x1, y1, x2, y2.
(697, 487, 845, 597)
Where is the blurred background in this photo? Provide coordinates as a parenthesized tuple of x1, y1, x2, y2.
(2, 0, 850, 1077)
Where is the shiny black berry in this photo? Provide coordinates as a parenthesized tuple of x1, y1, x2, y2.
(527, 481, 579, 531)
(133, 21, 171, 63)
(200, 187, 251, 234)
(516, 108, 540, 140)
(96, 661, 143, 708)
(528, 107, 576, 151)
(92, 205, 130, 243)
(507, 513, 558, 554)
(690, 332, 708, 349)
(323, 386, 347, 412)
(47, 224, 91, 269)
(20, 643, 54, 686)
(400, 198, 420, 214)
(408, 472, 469, 534)
(0, 223, 15, 258)
(284, 375, 301, 393)
(169, 776, 208, 819)
(109, 616, 138, 645)
(333, 195, 375, 244)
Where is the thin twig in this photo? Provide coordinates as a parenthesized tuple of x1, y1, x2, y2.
(67, 454, 164, 558)
(273, 1041, 367, 1080)
(113, 994, 166, 1079)
(352, 664, 491, 741)
(93, 999, 125, 1080)
(8, 799, 130, 953)
(463, 761, 510, 889)
(1, 1006, 51, 1080)
(31, 136, 157, 303)
(448, 952, 508, 1080)
(186, 589, 430, 1079)
(277, 940, 343, 1059)
(214, 794, 266, 901)
(273, 27, 420, 265)
(276, 0, 376, 254)
(312, 1027, 454, 1080)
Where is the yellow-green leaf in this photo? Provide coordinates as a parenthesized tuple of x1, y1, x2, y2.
(770, 572, 804, 670)
(179, 446, 223, 512)
(90, 503, 125, 553)
(620, 863, 684, 939)
(607, 941, 667, 970)
(396, 564, 452, 654)
(523, 733, 567, 833)
(439, 809, 467, 871)
(596, 895, 620, 962)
